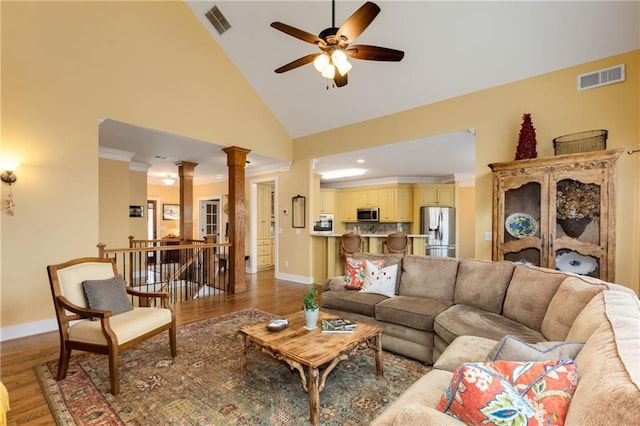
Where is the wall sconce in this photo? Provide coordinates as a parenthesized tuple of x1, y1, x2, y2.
(1, 162, 19, 216)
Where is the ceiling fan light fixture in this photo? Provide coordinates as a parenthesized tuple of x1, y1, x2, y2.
(321, 64, 336, 79)
(336, 59, 352, 76)
(313, 53, 330, 72)
(331, 49, 347, 64)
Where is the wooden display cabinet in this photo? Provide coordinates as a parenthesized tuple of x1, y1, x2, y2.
(488, 149, 622, 281)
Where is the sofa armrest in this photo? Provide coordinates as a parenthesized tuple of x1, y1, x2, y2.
(390, 403, 463, 426)
(323, 276, 347, 292)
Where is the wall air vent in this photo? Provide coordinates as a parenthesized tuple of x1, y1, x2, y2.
(205, 5, 231, 35)
(577, 64, 625, 91)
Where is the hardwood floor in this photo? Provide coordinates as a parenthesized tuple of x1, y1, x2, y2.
(0, 269, 312, 425)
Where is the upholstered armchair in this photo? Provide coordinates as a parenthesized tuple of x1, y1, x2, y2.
(47, 257, 177, 395)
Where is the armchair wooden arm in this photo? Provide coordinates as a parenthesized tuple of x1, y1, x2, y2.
(56, 295, 112, 320)
(126, 288, 171, 308)
(126, 288, 171, 299)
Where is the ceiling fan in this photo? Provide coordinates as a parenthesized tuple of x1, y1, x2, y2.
(271, 1, 404, 88)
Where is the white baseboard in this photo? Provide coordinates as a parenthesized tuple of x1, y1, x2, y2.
(1, 318, 58, 342)
(275, 271, 314, 284)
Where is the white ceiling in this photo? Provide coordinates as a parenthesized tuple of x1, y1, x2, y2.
(98, 1, 639, 185)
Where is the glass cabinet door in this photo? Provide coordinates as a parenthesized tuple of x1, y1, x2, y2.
(497, 174, 549, 267)
(550, 169, 606, 278)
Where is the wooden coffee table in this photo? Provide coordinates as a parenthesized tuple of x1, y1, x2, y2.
(239, 311, 384, 425)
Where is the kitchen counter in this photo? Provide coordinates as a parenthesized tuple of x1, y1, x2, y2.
(310, 233, 428, 282)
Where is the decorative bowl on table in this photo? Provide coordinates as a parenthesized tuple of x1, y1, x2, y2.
(505, 213, 538, 239)
(266, 319, 288, 332)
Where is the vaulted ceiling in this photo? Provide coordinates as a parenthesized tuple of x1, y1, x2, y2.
(99, 1, 639, 185)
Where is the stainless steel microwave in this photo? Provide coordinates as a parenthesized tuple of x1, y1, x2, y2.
(357, 208, 379, 222)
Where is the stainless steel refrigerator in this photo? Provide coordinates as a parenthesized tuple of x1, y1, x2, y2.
(420, 206, 456, 257)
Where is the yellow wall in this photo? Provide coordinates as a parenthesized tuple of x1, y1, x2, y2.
(295, 51, 639, 294)
(457, 185, 476, 259)
(129, 170, 148, 243)
(1, 1, 291, 331)
(98, 158, 131, 249)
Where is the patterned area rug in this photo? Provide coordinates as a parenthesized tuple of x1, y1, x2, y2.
(34, 308, 430, 425)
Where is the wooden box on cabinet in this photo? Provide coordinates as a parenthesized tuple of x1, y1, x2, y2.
(488, 149, 622, 281)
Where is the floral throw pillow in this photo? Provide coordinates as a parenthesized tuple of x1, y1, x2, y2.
(343, 257, 384, 289)
(360, 261, 397, 297)
(437, 359, 577, 426)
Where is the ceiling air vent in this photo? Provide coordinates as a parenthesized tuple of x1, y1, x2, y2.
(577, 64, 625, 91)
(205, 5, 231, 35)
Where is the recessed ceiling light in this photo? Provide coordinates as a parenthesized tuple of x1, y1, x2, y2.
(322, 168, 366, 180)
(356, 159, 365, 163)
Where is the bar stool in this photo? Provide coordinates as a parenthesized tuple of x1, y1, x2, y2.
(383, 232, 408, 254)
(340, 232, 364, 265)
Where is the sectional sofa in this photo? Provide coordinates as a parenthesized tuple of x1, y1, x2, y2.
(321, 253, 640, 425)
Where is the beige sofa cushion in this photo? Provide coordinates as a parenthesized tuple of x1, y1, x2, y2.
(541, 275, 607, 341)
(433, 335, 497, 372)
(320, 290, 387, 317)
(566, 292, 607, 342)
(434, 304, 544, 345)
(398, 255, 459, 300)
(371, 369, 453, 426)
(453, 259, 515, 314)
(565, 290, 640, 425)
(375, 296, 452, 331)
(502, 264, 566, 331)
(391, 403, 463, 425)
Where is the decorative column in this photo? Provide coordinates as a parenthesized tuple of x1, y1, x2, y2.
(176, 161, 197, 241)
(223, 146, 250, 293)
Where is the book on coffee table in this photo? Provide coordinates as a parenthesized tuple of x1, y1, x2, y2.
(321, 318, 357, 333)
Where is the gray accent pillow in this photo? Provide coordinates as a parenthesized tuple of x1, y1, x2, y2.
(82, 274, 133, 317)
(488, 335, 584, 361)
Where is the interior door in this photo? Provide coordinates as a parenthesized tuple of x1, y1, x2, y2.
(199, 199, 221, 241)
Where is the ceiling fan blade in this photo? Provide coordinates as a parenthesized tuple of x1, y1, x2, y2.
(274, 53, 320, 74)
(346, 44, 404, 61)
(271, 22, 325, 46)
(336, 1, 381, 43)
(334, 72, 348, 87)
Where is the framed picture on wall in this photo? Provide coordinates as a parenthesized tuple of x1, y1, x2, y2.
(129, 205, 144, 218)
(163, 204, 180, 221)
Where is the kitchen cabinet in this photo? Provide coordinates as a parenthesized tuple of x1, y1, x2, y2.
(257, 184, 274, 268)
(337, 190, 358, 221)
(489, 149, 621, 281)
(417, 184, 455, 206)
(397, 186, 414, 221)
(379, 185, 413, 222)
(319, 189, 335, 214)
(356, 189, 378, 208)
(257, 238, 272, 269)
(337, 185, 414, 222)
